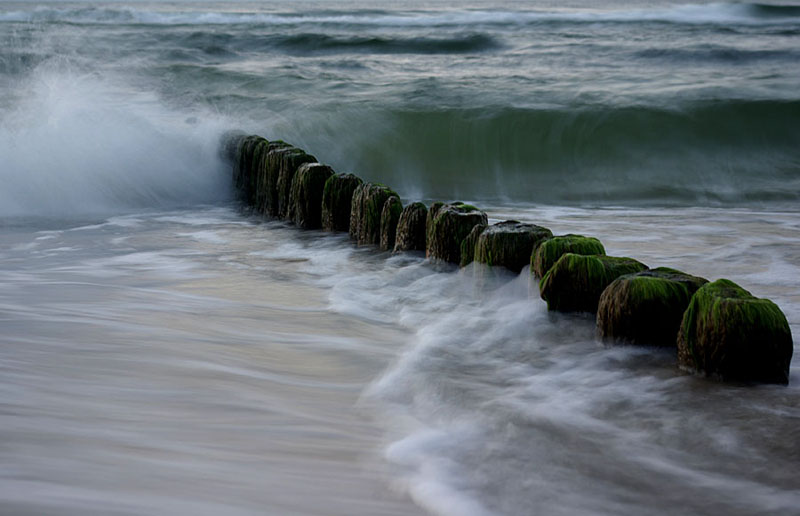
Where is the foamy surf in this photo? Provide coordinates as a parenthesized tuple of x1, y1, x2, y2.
(0, 66, 232, 217)
(357, 206, 800, 516)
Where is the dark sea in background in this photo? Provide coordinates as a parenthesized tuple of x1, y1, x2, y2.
(0, 1, 799, 515)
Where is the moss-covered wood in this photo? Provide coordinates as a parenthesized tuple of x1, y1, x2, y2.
(349, 183, 399, 246)
(321, 173, 363, 232)
(425, 202, 445, 249)
(254, 139, 285, 209)
(275, 148, 317, 220)
(379, 196, 403, 251)
(532, 234, 606, 278)
(460, 223, 487, 267)
(254, 141, 291, 216)
(426, 202, 488, 264)
(249, 139, 274, 211)
(287, 162, 334, 229)
(474, 221, 553, 272)
(677, 279, 793, 384)
(233, 135, 267, 200)
(539, 254, 648, 313)
(394, 202, 428, 253)
(597, 267, 708, 346)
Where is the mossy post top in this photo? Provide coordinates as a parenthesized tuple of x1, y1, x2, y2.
(677, 278, 793, 384)
(473, 220, 553, 272)
(539, 253, 648, 313)
(681, 279, 792, 336)
(532, 234, 606, 278)
(597, 267, 708, 347)
(617, 267, 708, 294)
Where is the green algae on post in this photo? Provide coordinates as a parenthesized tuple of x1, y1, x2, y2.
(233, 135, 267, 204)
(379, 196, 403, 252)
(426, 202, 488, 264)
(460, 223, 487, 267)
(474, 221, 552, 272)
(350, 183, 399, 246)
(288, 162, 334, 229)
(539, 254, 648, 313)
(321, 173, 363, 232)
(276, 148, 317, 220)
(394, 202, 428, 253)
(532, 234, 606, 278)
(258, 141, 293, 216)
(677, 279, 793, 384)
(425, 202, 445, 248)
(597, 267, 708, 347)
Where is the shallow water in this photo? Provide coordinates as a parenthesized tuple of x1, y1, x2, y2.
(0, 205, 797, 515)
(0, 208, 420, 515)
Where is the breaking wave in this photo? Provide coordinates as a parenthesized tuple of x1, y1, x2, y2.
(276, 99, 800, 207)
(0, 66, 232, 218)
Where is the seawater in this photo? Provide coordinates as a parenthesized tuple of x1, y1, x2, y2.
(0, 1, 798, 515)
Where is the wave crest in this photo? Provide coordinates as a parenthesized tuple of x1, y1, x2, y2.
(281, 100, 800, 207)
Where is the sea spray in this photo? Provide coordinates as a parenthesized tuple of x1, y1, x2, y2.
(0, 65, 232, 217)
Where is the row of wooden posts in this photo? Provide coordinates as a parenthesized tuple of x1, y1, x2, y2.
(222, 133, 793, 385)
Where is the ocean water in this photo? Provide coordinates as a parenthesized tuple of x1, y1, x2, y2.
(1, 1, 799, 515)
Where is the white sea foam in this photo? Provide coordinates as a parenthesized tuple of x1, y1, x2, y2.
(0, 65, 232, 217)
(342, 206, 800, 516)
(0, 202, 797, 515)
(177, 230, 228, 244)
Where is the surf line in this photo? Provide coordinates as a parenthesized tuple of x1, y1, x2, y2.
(221, 132, 794, 385)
